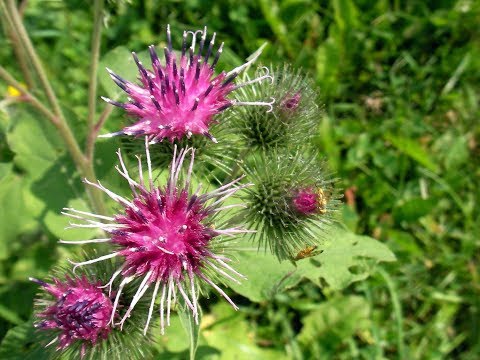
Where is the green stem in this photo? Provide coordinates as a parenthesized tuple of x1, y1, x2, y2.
(0, 65, 55, 123)
(2, 1, 106, 215)
(378, 267, 405, 359)
(6, 0, 62, 117)
(0, 4, 35, 88)
(86, 0, 104, 161)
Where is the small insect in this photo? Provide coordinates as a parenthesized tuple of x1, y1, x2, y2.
(293, 245, 319, 260)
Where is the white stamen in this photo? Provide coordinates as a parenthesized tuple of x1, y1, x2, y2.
(59, 238, 111, 245)
(62, 207, 115, 221)
(203, 258, 242, 284)
(166, 276, 174, 326)
(211, 204, 247, 212)
(185, 148, 195, 187)
(213, 256, 247, 279)
(160, 282, 167, 335)
(177, 280, 197, 321)
(136, 155, 144, 188)
(226, 46, 263, 77)
(45, 337, 58, 348)
(189, 272, 198, 323)
(99, 265, 125, 296)
(144, 280, 161, 335)
(120, 271, 153, 329)
(145, 136, 154, 190)
(233, 67, 274, 89)
(232, 97, 275, 113)
(199, 274, 238, 310)
(84, 178, 137, 210)
(69, 252, 119, 273)
(117, 149, 140, 195)
(110, 276, 134, 326)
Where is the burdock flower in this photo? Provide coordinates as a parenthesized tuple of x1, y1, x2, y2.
(230, 65, 320, 150)
(292, 187, 328, 215)
(61, 138, 250, 334)
(241, 149, 338, 260)
(30, 276, 113, 358)
(101, 25, 274, 143)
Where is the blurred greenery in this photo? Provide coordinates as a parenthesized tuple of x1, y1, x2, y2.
(0, 0, 479, 359)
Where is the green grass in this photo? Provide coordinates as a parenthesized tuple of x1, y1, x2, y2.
(0, 0, 479, 358)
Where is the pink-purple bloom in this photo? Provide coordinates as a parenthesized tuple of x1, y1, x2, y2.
(101, 25, 273, 143)
(30, 276, 113, 358)
(281, 91, 301, 111)
(292, 188, 327, 215)
(61, 138, 250, 334)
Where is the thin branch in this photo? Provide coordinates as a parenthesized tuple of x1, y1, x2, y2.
(5, 0, 62, 118)
(0, 3, 34, 88)
(86, 0, 104, 147)
(0, 65, 57, 123)
(86, 103, 113, 161)
(2, 0, 106, 215)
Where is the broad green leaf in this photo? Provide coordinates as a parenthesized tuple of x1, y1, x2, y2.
(228, 227, 395, 301)
(7, 108, 64, 180)
(178, 305, 202, 360)
(202, 303, 286, 360)
(297, 296, 370, 350)
(296, 228, 396, 290)
(384, 133, 439, 172)
(0, 170, 36, 259)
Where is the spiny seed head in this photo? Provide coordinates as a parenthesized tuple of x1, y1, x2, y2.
(62, 138, 250, 334)
(240, 148, 338, 260)
(229, 64, 320, 150)
(101, 25, 272, 143)
(30, 276, 113, 358)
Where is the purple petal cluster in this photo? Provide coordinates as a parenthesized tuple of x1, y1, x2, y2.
(102, 25, 273, 143)
(63, 139, 250, 334)
(292, 187, 327, 215)
(31, 276, 113, 358)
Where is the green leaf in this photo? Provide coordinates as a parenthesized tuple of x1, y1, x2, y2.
(228, 227, 395, 301)
(297, 295, 371, 351)
(202, 303, 286, 360)
(178, 305, 201, 360)
(384, 133, 439, 172)
(297, 228, 396, 290)
(332, 0, 359, 32)
(0, 170, 36, 259)
(393, 197, 436, 223)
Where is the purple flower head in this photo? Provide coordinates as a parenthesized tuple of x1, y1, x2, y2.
(281, 91, 301, 111)
(292, 187, 328, 215)
(101, 25, 274, 143)
(30, 276, 113, 358)
(62, 138, 251, 334)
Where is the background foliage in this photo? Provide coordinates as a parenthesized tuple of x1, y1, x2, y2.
(0, 0, 479, 359)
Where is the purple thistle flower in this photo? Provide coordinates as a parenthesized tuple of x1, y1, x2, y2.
(292, 187, 328, 215)
(30, 276, 113, 358)
(101, 25, 274, 143)
(281, 91, 301, 111)
(61, 138, 251, 334)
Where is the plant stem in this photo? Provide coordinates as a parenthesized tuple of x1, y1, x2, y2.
(0, 4, 34, 88)
(6, 0, 62, 118)
(3, 0, 106, 215)
(86, 0, 104, 160)
(0, 65, 55, 122)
